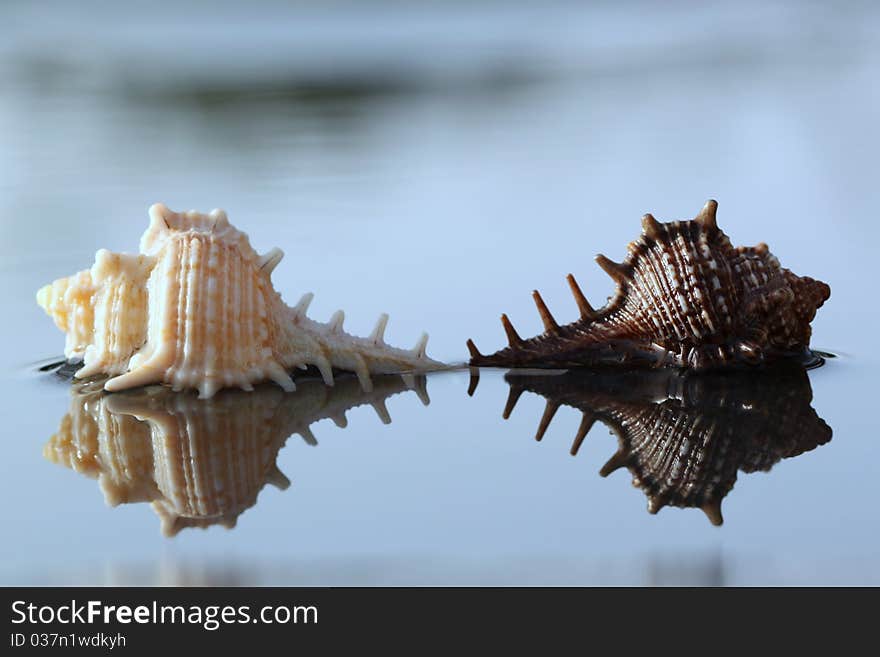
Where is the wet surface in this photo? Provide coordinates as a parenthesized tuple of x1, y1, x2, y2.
(2, 1, 879, 585)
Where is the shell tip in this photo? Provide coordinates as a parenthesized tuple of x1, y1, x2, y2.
(36, 283, 51, 312)
(599, 448, 629, 477)
(293, 292, 314, 317)
(412, 332, 429, 358)
(467, 367, 480, 396)
(571, 413, 595, 455)
(595, 254, 630, 283)
(258, 247, 284, 274)
(696, 199, 718, 229)
(566, 273, 594, 318)
(328, 310, 345, 334)
(209, 207, 229, 227)
(641, 212, 662, 239)
(266, 464, 291, 490)
(466, 339, 483, 360)
(647, 494, 669, 515)
(701, 499, 724, 526)
(266, 362, 296, 393)
(535, 400, 559, 441)
(370, 313, 389, 345)
(532, 290, 559, 333)
(372, 400, 392, 424)
(500, 313, 524, 347)
(502, 386, 523, 419)
(299, 427, 318, 445)
(148, 202, 172, 230)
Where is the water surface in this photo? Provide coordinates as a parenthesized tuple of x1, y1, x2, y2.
(1, 1, 878, 585)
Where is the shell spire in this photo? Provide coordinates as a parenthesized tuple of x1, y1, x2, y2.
(467, 200, 830, 371)
(37, 204, 446, 398)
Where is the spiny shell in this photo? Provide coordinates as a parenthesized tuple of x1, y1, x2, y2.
(491, 366, 831, 525)
(467, 200, 830, 371)
(44, 373, 429, 536)
(37, 203, 443, 398)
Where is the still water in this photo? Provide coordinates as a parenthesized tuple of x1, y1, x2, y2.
(1, 1, 878, 585)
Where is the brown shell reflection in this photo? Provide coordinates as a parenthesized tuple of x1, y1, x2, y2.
(475, 364, 831, 525)
(44, 373, 429, 536)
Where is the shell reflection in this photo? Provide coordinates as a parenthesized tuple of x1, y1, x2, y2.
(477, 364, 831, 525)
(44, 373, 429, 536)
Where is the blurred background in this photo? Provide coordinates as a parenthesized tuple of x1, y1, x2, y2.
(1, 0, 878, 585)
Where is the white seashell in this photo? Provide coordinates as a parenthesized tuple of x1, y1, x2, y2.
(45, 374, 430, 535)
(37, 203, 444, 398)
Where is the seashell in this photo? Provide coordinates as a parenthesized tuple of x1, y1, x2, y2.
(479, 364, 831, 525)
(37, 203, 443, 398)
(44, 372, 430, 536)
(467, 200, 830, 371)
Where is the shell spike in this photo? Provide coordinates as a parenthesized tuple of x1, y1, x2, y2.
(370, 313, 389, 345)
(293, 292, 314, 318)
(198, 378, 222, 400)
(532, 290, 559, 333)
(695, 199, 718, 229)
(258, 247, 284, 274)
(570, 413, 595, 455)
(641, 212, 662, 239)
(701, 499, 724, 526)
(352, 354, 373, 392)
(500, 314, 524, 347)
(599, 448, 629, 477)
(467, 367, 480, 396)
(466, 339, 483, 360)
(265, 362, 296, 393)
(104, 364, 166, 393)
(648, 494, 669, 515)
(75, 360, 104, 379)
(502, 387, 524, 419)
(35, 283, 52, 312)
(157, 508, 182, 538)
(266, 464, 291, 490)
(148, 202, 172, 230)
(372, 400, 392, 425)
(535, 400, 560, 441)
(595, 254, 630, 283)
(565, 273, 594, 319)
(413, 375, 431, 406)
(209, 208, 229, 228)
(315, 353, 334, 387)
(299, 427, 318, 445)
(412, 332, 429, 358)
(332, 412, 348, 428)
(328, 310, 345, 334)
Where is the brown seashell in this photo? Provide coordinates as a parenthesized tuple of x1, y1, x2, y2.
(467, 201, 831, 370)
(44, 372, 429, 536)
(472, 364, 831, 525)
